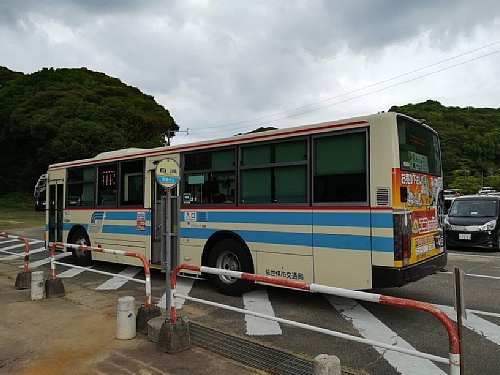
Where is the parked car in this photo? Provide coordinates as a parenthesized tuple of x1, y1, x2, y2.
(444, 195, 500, 250)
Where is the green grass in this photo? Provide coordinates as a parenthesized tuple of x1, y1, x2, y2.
(0, 193, 45, 230)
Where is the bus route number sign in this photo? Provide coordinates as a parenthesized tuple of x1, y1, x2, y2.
(156, 158, 180, 189)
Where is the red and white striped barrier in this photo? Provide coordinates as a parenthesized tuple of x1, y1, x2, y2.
(169, 264, 461, 375)
(0, 232, 31, 273)
(50, 242, 153, 308)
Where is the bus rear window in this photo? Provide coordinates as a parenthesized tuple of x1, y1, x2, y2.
(397, 116, 441, 176)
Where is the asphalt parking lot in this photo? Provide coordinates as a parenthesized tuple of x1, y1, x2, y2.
(1, 228, 500, 375)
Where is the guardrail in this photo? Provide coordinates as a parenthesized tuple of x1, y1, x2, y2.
(0, 232, 31, 273)
(50, 242, 153, 308)
(0, 232, 33, 289)
(169, 264, 461, 375)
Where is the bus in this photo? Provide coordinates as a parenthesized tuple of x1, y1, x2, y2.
(45, 112, 446, 295)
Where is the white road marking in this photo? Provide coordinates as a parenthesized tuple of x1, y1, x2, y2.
(1, 247, 46, 260)
(59, 265, 92, 278)
(326, 296, 446, 375)
(447, 252, 500, 260)
(159, 277, 195, 309)
(0, 240, 43, 253)
(243, 289, 282, 336)
(435, 304, 500, 346)
(0, 239, 19, 244)
(441, 271, 500, 281)
(22, 252, 71, 268)
(95, 266, 142, 290)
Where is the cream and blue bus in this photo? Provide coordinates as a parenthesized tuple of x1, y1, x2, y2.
(45, 112, 447, 295)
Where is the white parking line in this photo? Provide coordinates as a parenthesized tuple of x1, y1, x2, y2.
(243, 289, 282, 336)
(0, 240, 44, 253)
(436, 304, 500, 346)
(447, 252, 500, 260)
(0, 239, 19, 245)
(326, 296, 446, 375)
(22, 252, 71, 268)
(95, 266, 141, 290)
(440, 271, 500, 281)
(59, 265, 92, 278)
(1, 247, 46, 260)
(159, 277, 195, 309)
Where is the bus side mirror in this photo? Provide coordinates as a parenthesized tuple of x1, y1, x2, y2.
(400, 187, 408, 203)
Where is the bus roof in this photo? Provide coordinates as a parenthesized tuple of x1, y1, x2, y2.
(48, 111, 425, 170)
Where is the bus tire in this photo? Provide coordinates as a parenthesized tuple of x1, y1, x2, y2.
(69, 228, 92, 266)
(207, 238, 254, 296)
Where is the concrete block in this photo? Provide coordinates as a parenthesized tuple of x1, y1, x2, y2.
(45, 277, 66, 298)
(147, 316, 165, 343)
(137, 304, 162, 334)
(15, 271, 31, 290)
(31, 271, 45, 300)
(157, 318, 191, 354)
(313, 354, 341, 375)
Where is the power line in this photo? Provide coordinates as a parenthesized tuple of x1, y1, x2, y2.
(189, 45, 500, 135)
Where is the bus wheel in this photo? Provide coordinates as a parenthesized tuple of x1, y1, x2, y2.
(70, 229, 92, 266)
(207, 238, 254, 296)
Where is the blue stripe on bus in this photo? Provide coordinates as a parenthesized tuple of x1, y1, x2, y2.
(313, 213, 370, 227)
(181, 210, 393, 228)
(371, 213, 393, 228)
(180, 227, 391, 252)
(102, 225, 151, 235)
(197, 211, 313, 225)
(371, 236, 395, 252)
(104, 211, 151, 221)
(63, 223, 89, 231)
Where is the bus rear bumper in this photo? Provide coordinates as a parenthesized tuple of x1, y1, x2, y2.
(372, 252, 448, 288)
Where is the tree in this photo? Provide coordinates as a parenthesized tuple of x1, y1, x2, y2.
(448, 170, 481, 195)
(390, 100, 500, 188)
(0, 67, 178, 195)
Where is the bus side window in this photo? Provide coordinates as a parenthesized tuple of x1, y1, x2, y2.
(97, 164, 117, 207)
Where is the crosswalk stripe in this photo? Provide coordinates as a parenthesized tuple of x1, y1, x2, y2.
(1, 247, 46, 260)
(59, 265, 92, 278)
(95, 266, 141, 290)
(22, 252, 71, 268)
(326, 296, 446, 375)
(159, 277, 195, 309)
(243, 289, 282, 336)
(436, 304, 500, 346)
(0, 240, 43, 253)
(0, 239, 19, 245)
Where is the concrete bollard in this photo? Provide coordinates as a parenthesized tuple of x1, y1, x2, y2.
(313, 354, 341, 375)
(116, 296, 136, 340)
(30, 271, 45, 301)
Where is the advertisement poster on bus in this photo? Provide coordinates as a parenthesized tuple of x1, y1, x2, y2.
(392, 168, 443, 261)
(392, 168, 442, 210)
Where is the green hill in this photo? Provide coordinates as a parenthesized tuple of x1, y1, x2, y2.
(390, 100, 500, 187)
(0, 67, 178, 195)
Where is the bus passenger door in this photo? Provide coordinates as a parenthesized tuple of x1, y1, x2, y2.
(48, 181, 64, 243)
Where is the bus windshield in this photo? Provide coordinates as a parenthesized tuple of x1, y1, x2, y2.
(397, 116, 441, 176)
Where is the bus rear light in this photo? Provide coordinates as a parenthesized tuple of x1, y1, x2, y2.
(402, 233, 409, 266)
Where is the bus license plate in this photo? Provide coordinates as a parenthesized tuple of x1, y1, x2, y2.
(459, 233, 471, 240)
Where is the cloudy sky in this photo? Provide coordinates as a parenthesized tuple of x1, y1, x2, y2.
(1, 0, 499, 144)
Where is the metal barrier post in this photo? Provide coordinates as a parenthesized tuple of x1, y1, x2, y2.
(52, 242, 161, 333)
(45, 243, 65, 298)
(0, 232, 33, 289)
(170, 264, 461, 374)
